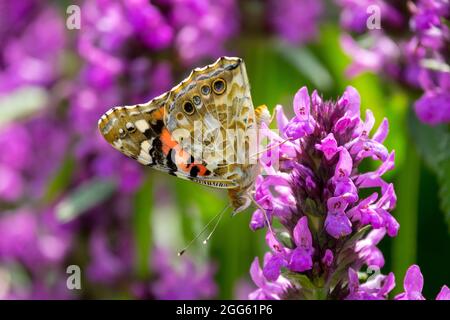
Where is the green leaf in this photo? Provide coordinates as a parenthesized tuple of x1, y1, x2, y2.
(408, 110, 449, 172)
(282, 270, 316, 291)
(56, 179, 116, 222)
(274, 42, 333, 91)
(133, 175, 153, 278)
(437, 156, 450, 229)
(408, 110, 450, 229)
(43, 156, 75, 203)
(338, 224, 372, 256)
(0, 86, 48, 128)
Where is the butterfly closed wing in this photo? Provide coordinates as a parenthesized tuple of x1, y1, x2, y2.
(98, 57, 270, 213)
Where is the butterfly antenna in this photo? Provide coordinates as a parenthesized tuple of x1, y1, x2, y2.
(203, 204, 228, 244)
(178, 203, 231, 256)
(250, 138, 293, 160)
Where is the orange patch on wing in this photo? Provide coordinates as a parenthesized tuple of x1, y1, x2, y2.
(175, 148, 191, 173)
(152, 106, 165, 121)
(194, 164, 209, 176)
(160, 128, 178, 155)
(159, 127, 210, 176)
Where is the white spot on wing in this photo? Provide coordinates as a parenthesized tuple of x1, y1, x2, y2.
(135, 119, 150, 132)
(138, 149, 152, 165)
(141, 140, 152, 151)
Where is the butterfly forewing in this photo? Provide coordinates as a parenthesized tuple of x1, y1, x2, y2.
(98, 57, 263, 211)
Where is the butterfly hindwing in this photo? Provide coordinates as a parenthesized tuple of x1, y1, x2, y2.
(165, 57, 258, 184)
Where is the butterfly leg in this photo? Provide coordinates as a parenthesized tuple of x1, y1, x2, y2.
(250, 137, 294, 160)
(246, 190, 276, 236)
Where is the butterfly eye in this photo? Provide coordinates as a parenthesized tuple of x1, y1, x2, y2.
(125, 122, 136, 133)
(201, 85, 210, 96)
(192, 95, 201, 106)
(183, 101, 195, 115)
(212, 78, 226, 95)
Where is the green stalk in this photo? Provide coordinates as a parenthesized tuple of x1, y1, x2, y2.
(391, 142, 420, 295)
(133, 175, 153, 279)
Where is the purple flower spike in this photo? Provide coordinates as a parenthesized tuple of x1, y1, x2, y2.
(250, 86, 400, 299)
(246, 85, 445, 300)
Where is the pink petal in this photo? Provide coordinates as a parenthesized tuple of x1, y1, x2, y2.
(293, 86, 310, 121)
(436, 285, 450, 300)
(404, 265, 424, 297)
(292, 216, 312, 249)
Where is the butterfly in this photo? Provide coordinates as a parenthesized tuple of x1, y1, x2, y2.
(98, 57, 271, 213)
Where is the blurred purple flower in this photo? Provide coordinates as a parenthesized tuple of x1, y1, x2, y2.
(0, 1, 65, 93)
(337, 0, 450, 124)
(268, 0, 323, 45)
(87, 230, 133, 284)
(0, 117, 68, 203)
(170, 0, 239, 65)
(0, 209, 72, 270)
(0, 210, 37, 264)
(414, 71, 450, 125)
(336, 0, 405, 33)
(151, 248, 217, 300)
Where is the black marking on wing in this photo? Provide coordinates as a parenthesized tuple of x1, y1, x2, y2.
(189, 165, 200, 178)
(143, 128, 153, 140)
(225, 59, 242, 71)
(149, 138, 163, 166)
(166, 148, 178, 176)
(151, 120, 164, 135)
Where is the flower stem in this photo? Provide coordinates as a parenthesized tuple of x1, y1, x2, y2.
(391, 142, 420, 295)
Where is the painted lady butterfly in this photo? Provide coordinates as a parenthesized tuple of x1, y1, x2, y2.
(98, 57, 270, 213)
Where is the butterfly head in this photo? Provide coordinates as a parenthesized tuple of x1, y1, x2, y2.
(255, 104, 272, 126)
